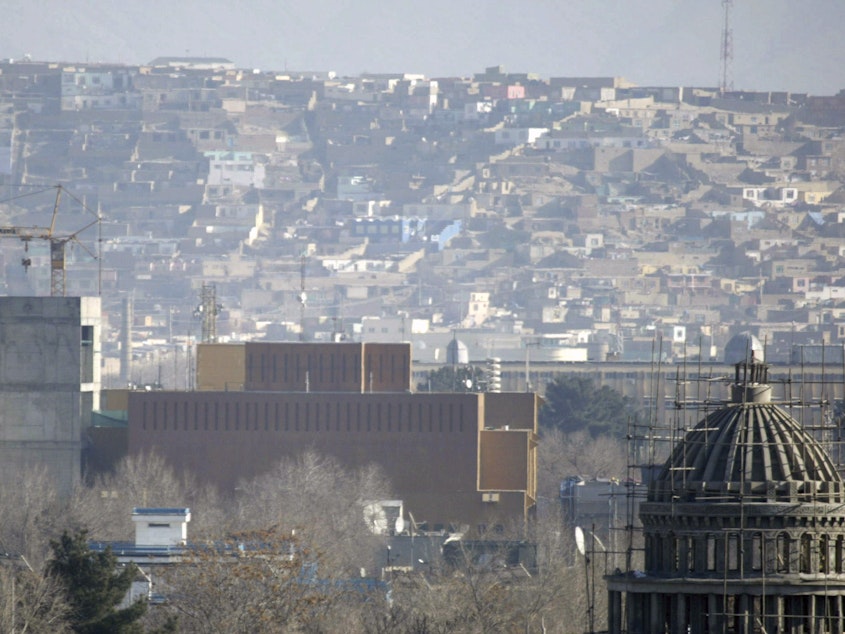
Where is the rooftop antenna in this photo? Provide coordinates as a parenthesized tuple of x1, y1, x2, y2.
(719, 0, 734, 95)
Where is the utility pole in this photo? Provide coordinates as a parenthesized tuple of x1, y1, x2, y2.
(299, 254, 308, 342)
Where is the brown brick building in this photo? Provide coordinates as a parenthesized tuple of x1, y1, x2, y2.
(128, 342, 539, 529)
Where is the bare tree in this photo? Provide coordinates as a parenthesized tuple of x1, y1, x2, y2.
(157, 528, 352, 634)
(0, 565, 71, 633)
(127, 451, 398, 631)
(376, 514, 594, 634)
(71, 451, 226, 542)
(0, 465, 68, 569)
(538, 428, 627, 499)
(234, 451, 394, 575)
(58, 446, 611, 632)
(54, 444, 615, 634)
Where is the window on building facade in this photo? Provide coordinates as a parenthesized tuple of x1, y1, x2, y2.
(707, 535, 717, 571)
(80, 325, 95, 383)
(800, 534, 813, 573)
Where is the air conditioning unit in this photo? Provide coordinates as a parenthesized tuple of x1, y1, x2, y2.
(482, 492, 500, 503)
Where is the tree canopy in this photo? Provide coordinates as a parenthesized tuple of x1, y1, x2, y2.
(539, 375, 639, 437)
(47, 530, 147, 634)
(416, 365, 487, 393)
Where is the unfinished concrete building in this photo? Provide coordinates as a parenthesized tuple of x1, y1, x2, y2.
(0, 296, 101, 494)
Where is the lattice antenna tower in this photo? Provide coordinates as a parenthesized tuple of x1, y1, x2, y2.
(719, 0, 734, 94)
(196, 283, 221, 343)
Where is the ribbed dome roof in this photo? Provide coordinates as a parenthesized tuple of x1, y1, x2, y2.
(650, 363, 845, 504)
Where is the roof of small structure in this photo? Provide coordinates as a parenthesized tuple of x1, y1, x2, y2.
(132, 507, 191, 516)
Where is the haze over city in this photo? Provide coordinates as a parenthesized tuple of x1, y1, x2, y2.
(1, 0, 844, 94)
(4, 0, 845, 631)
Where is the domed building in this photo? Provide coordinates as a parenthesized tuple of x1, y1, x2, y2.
(724, 331, 765, 365)
(446, 337, 469, 365)
(606, 360, 845, 633)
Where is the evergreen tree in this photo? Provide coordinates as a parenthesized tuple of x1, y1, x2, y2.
(417, 365, 487, 393)
(47, 530, 147, 634)
(539, 375, 639, 437)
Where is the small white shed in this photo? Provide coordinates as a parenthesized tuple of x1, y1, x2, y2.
(132, 507, 191, 547)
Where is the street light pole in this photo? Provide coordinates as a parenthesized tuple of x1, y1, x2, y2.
(575, 525, 607, 634)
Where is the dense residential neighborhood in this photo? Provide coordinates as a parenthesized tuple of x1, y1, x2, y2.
(3, 53, 845, 632)
(2, 58, 845, 384)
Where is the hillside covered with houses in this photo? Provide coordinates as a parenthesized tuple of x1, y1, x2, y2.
(1, 58, 845, 381)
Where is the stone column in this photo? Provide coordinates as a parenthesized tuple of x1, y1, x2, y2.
(737, 594, 750, 634)
(808, 594, 816, 634)
(708, 594, 723, 634)
(674, 594, 687, 634)
(628, 593, 645, 634)
(650, 593, 664, 633)
(787, 595, 803, 634)
(763, 594, 780, 634)
(663, 534, 673, 573)
(689, 594, 705, 634)
(607, 590, 622, 634)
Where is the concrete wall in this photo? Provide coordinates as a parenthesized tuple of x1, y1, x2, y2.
(0, 296, 101, 495)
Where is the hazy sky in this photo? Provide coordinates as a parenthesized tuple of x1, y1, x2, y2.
(2, 0, 844, 94)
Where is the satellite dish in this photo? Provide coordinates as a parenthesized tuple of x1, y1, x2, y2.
(395, 516, 406, 535)
(465, 379, 473, 389)
(574, 526, 586, 556)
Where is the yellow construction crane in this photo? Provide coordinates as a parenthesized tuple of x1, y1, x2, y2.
(0, 184, 99, 296)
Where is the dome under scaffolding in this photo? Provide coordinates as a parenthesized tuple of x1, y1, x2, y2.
(606, 359, 845, 633)
(651, 362, 844, 506)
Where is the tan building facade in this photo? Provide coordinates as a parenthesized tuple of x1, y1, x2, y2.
(129, 342, 538, 529)
(196, 341, 411, 393)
